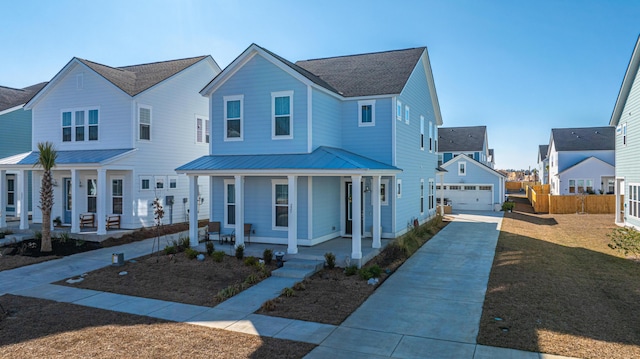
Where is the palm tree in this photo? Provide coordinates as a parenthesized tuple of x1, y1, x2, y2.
(35, 142, 57, 252)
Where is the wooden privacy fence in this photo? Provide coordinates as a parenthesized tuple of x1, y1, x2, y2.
(524, 185, 615, 214)
(506, 181, 522, 191)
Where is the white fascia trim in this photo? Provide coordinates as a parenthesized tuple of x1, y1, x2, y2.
(132, 56, 214, 98)
(441, 154, 506, 178)
(392, 97, 397, 166)
(307, 85, 312, 152)
(610, 36, 640, 126)
(421, 49, 443, 126)
(0, 104, 25, 116)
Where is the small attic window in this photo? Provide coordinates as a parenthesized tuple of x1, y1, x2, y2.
(76, 73, 83, 89)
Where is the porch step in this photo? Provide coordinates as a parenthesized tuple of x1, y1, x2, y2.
(272, 259, 324, 279)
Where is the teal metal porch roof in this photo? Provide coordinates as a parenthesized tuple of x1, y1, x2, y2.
(176, 146, 401, 174)
(0, 148, 135, 166)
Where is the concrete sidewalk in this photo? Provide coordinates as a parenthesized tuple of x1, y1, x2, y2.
(0, 212, 579, 358)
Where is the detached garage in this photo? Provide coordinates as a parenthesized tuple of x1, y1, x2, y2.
(439, 155, 506, 212)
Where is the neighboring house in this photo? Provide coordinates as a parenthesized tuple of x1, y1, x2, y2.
(538, 144, 549, 184)
(177, 44, 443, 264)
(0, 56, 221, 234)
(547, 127, 615, 196)
(488, 148, 495, 169)
(609, 35, 640, 228)
(437, 126, 490, 166)
(0, 82, 46, 228)
(435, 125, 504, 211)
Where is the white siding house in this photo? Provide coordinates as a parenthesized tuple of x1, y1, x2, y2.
(0, 56, 220, 234)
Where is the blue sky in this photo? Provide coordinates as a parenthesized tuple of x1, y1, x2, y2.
(2, 0, 639, 170)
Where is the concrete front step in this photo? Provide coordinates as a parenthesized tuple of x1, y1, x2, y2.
(0, 233, 33, 246)
(272, 259, 324, 279)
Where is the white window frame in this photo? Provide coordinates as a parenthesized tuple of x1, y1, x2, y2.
(168, 176, 178, 189)
(380, 179, 389, 206)
(138, 104, 152, 141)
(429, 179, 435, 210)
(155, 176, 166, 190)
(397, 179, 402, 198)
(420, 179, 425, 215)
(6, 176, 15, 206)
(224, 95, 243, 141)
(629, 184, 639, 219)
(429, 120, 433, 152)
(396, 100, 403, 121)
(272, 179, 289, 230)
(358, 100, 376, 127)
(61, 107, 99, 142)
(224, 179, 236, 228)
(405, 105, 410, 125)
(272, 91, 293, 139)
(419, 116, 424, 150)
(458, 161, 467, 176)
(140, 175, 152, 191)
(195, 115, 210, 144)
(623, 123, 627, 146)
(111, 177, 124, 215)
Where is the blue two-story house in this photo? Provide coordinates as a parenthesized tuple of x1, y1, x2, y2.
(177, 44, 443, 264)
(0, 82, 46, 228)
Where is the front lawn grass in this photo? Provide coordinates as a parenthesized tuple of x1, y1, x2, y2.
(478, 206, 640, 359)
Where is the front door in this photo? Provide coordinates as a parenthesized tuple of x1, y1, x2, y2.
(63, 177, 72, 224)
(345, 182, 364, 235)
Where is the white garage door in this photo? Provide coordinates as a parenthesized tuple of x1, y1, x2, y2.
(443, 185, 493, 211)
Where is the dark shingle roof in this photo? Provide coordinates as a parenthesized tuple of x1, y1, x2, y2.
(550, 126, 615, 151)
(437, 126, 487, 152)
(538, 145, 549, 161)
(77, 56, 208, 96)
(0, 82, 47, 111)
(295, 47, 425, 97)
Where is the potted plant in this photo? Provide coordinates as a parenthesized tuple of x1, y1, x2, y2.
(54, 216, 62, 227)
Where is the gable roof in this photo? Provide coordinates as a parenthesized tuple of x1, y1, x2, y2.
(610, 35, 640, 126)
(295, 47, 426, 97)
(441, 153, 506, 178)
(176, 146, 401, 175)
(558, 156, 614, 175)
(437, 126, 487, 152)
(550, 126, 615, 152)
(26, 56, 217, 109)
(538, 145, 549, 162)
(0, 82, 47, 112)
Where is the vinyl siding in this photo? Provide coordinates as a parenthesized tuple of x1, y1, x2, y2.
(394, 55, 439, 234)
(615, 64, 640, 227)
(210, 54, 309, 155)
(442, 157, 505, 204)
(341, 98, 393, 164)
(557, 159, 614, 195)
(312, 176, 340, 239)
(0, 108, 31, 158)
(557, 150, 614, 172)
(311, 88, 342, 149)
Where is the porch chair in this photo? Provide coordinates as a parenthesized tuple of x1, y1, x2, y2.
(230, 223, 252, 246)
(206, 221, 221, 242)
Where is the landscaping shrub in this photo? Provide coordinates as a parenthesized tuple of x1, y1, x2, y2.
(178, 235, 190, 250)
(261, 299, 277, 311)
(205, 241, 215, 255)
(235, 244, 245, 259)
(263, 248, 273, 265)
(184, 247, 199, 260)
(344, 265, 358, 276)
(164, 245, 177, 255)
(212, 251, 225, 262)
(293, 281, 306, 291)
(324, 252, 336, 269)
(358, 265, 382, 280)
(501, 201, 515, 212)
(281, 287, 295, 297)
(608, 226, 640, 259)
(244, 256, 258, 266)
(244, 273, 261, 285)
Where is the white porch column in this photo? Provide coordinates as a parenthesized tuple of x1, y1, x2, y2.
(96, 169, 107, 235)
(189, 175, 199, 246)
(372, 175, 381, 249)
(234, 175, 244, 248)
(351, 175, 362, 266)
(0, 170, 6, 228)
(209, 176, 215, 222)
(71, 169, 80, 233)
(19, 170, 28, 230)
(287, 175, 298, 254)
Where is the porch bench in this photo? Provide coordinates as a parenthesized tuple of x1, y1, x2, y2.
(106, 214, 121, 230)
(80, 213, 95, 228)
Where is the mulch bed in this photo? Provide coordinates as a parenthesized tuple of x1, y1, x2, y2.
(56, 250, 276, 307)
(0, 294, 315, 359)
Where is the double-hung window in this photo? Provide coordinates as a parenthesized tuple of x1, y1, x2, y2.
(629, 184, 639, 218)
(397, 179, 402, 198)
(224, 95, 243, 140)
(88, 109, 98, 140)
(196, 116, 210, 144)
(139, 105, 151, 140)
(7, 177, 14, 206)
(429, 179, 435, 210)
(623, 123, 627, 146)
(62, 112, 72, 142)
(429, 120, 433, 152)
(419, 116, 424, 150)
(272, 91, 293, 138)
(62, 108, 98, 142)
(396, 100, 402, 121)
(273, 180, 289, 229)
(420, 179, 425, 214)
(112, 179, 123, 214)
(224, 181, 236, 227)
(458, 162, 467, 176)
(75, 110, 85, 141)
(358, 100, 375, 127)
(405, 106, 410, 125)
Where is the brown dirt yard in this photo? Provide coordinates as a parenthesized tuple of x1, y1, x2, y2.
(478, 195, 640, 359)
(0, 294, 315, 359)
